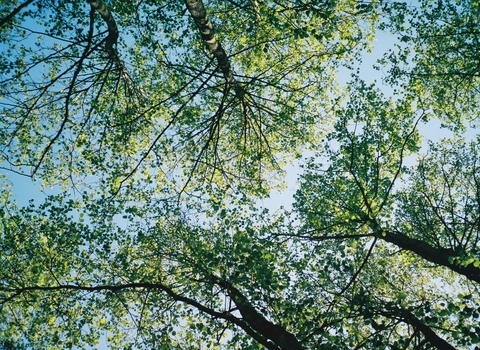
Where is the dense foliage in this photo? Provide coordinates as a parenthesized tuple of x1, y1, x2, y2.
(0, 0, 479, 348)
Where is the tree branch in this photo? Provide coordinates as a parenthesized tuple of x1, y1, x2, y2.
(87, 0, 119, 59)
(184, 0, 244, 97)
(378, 308, 456, 350)
(32, 8, 97, 176)
(213, 276, 304, 350)
(87, 0, 148, 103)
(373, 226, 480, 283)
(1, 281, 277, 349)
(0, 0, 35, 28)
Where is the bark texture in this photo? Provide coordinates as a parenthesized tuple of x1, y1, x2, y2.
(86, 0, 147, 101)
(409, 316, 456, 350)
(88, 0, 119, 58)
(184, 0, 243, 96)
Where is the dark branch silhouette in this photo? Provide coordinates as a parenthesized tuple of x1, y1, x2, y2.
(0, 0, 35, 28)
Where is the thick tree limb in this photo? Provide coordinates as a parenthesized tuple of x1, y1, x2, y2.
(407, 315, 456, 350)
(213, 277, 304, 350)
(1, 281, 279, 349)
(87, 0, 119, 59)
(379, 309, 456, 350)
(184, 0, 243, 96)
(384, 230, 480, 283)
(373, 227, 480, 283)
(87, 0, 147, 102)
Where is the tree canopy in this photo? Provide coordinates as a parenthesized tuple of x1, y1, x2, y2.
(0, 0, 479, 348)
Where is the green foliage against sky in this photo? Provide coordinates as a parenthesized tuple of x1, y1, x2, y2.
(0, 0, 479, 349)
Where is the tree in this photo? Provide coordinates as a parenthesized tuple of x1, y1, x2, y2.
(0, 0, 378, 195)
(295, 78, 480, 283)
(380, 0, 480, 129)
(293, 79, 480, 348)
(1, 0, 479, 349)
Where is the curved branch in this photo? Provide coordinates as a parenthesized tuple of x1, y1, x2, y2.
(379, 308, 456, 350)
(87, 0, 148, 103)
(337, 237, 377, 297)
(1, 281, 276, 349)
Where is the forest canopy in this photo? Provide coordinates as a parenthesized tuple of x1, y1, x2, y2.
(0, 0, 479, 348)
